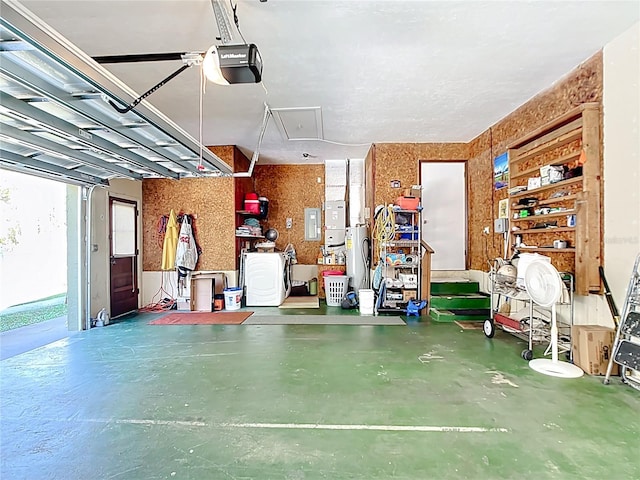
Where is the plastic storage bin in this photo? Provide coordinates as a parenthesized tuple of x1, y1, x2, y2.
(324, 275, 349, 306)
(359, 289, 375, 315)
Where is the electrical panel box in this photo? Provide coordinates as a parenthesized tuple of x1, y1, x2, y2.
(304, 208, 321, 240)
(494, 218, 509, 234)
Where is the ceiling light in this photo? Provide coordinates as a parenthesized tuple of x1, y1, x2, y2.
(202, 46, 229, 86)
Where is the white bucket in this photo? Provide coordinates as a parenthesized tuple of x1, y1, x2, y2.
(224, 287, 243, 311)
(359, 289, 375, 315)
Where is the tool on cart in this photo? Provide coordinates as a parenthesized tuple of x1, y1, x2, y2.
(604, 253, 640, 389)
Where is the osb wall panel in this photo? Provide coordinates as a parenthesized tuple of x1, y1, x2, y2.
(373, 143, 469, 207)
(467, 51, 603, 272)
(371, 143, 469, 270)
(142, 146, 241, 272)
(253, 164, 325, 265)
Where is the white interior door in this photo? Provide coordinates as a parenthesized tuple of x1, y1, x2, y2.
(420, 162, 467, 270)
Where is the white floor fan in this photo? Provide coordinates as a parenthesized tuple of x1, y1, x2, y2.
(524, 261, 584, 378)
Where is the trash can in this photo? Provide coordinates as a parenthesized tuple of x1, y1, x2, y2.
(224, 287, 242, 310)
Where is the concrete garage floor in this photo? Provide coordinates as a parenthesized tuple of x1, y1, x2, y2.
(1, 310, 639, 480)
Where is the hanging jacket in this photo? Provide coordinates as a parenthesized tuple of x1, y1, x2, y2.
(175, 218, 198, 271)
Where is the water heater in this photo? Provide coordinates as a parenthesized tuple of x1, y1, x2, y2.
(346, 225, 370, 293)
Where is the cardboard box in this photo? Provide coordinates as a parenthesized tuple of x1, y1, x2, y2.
(402, 289, 418, 302)
(190, 272, 227, 312)
(176, 296, 191, 311)
(405, 186, 422, 198)
(572, 325, 618, 376)
(399, 273, 417, 288)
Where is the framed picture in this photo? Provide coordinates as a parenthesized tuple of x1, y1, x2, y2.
(498, 198, 509, 219)
(494, 152, 509, 190)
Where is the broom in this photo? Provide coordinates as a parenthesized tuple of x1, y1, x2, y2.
(599, 266, 620, 328)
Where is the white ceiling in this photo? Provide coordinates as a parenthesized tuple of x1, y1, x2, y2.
(18, 0, 640, 166)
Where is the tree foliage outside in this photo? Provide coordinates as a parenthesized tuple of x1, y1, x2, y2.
(0, 171, 67, 311)
(0, 186, 22, 255)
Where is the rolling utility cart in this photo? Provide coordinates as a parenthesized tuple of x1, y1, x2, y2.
(604, 253, 640, 389)
(484, 258, 574, 361)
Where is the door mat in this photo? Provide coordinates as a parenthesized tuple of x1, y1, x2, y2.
(148, 311, 253, 325)
(278, 296, 320, 309)
(243, 315, 405, 325)
(454, 320, 484, 330)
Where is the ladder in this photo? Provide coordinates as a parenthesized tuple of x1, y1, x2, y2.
(604, 253, 640, 389)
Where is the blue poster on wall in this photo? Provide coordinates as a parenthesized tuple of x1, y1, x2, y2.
(494, 152, 509, 190)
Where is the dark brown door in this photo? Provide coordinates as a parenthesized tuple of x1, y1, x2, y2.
(109, 197, 139, 318)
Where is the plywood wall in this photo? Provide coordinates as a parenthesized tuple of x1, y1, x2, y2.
(142, 146, 240, 271)
(372, 143, 469, 207)
(253, 164, 325, 265)
(467, 51, 603, 271)
(140, 52, 602, 276)
(368, 143, 469, 270)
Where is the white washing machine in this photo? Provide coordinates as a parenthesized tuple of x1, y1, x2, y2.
(243, 252, 291, 306)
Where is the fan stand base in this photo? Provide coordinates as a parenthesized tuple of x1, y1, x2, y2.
(529, 359, 584, 378)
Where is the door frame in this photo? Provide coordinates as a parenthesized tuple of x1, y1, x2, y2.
(108, 196, 139, 318)
(419, 160, 469, 270)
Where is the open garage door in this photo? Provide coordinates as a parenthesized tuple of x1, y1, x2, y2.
(0, 1, 232, 185)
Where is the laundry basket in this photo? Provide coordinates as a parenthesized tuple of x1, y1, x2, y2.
(324, 275, 349, 306)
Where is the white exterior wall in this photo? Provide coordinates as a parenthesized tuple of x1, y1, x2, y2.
(602, 22, 640, 318)
(90, 179, 142, 318)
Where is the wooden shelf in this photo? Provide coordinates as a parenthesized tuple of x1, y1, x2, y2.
(517, 246, 576, 253)
(511, 210, 576, 222)
(509, 177, 582, 200)
(515, 227, 575, 234)
(509, 127, 582, 165)
(235, 234, 264, 239)
(510, 151, 581, 180)
(236, 210, 262, 216)
(538, 194, 578, 206)
(506, 103, 602, 295)
(511, 194, 578, 210)
(508, 103, 596, 149)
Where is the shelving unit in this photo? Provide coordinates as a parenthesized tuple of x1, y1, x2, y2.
(235, 210, 265, 251)
(507, 102, 602, 295)
(378, 208, 422, 313)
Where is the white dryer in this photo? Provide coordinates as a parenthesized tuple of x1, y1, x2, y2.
(243, 252, 291, 306)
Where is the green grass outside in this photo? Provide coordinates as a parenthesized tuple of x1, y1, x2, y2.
(0, 293, 67, 333)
